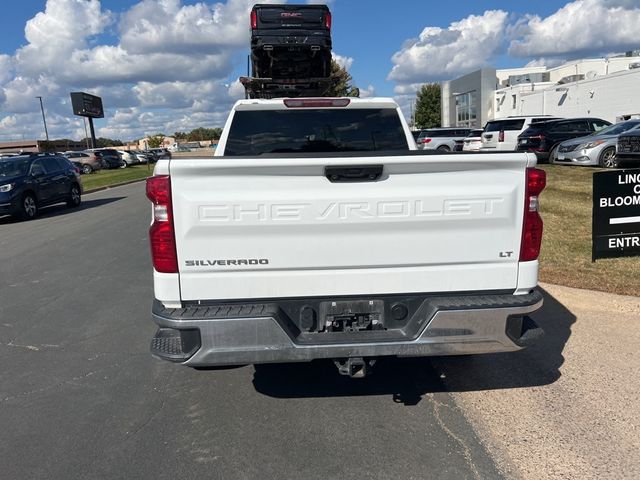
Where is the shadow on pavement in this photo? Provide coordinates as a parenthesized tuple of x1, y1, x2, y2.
(0, 196, 125, 224)
(252, 287, 575, 405)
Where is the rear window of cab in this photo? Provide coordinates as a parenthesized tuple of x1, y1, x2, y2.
(224, 108, 409, 156)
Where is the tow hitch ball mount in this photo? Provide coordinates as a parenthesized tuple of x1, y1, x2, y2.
(333, 357, 377, 378)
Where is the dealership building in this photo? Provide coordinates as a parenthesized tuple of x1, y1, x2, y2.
(441, 52, 640, 128)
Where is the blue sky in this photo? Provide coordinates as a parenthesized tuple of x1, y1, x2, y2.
(1, 0, 638, 141)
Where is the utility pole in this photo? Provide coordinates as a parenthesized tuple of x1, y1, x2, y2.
(35, 96, 49, 142)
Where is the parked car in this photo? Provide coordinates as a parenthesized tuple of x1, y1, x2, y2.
(62, 151, 102, 174)
(148, 148, 172, 160)
(416, 128, 472, 151)
(517, 117, 611, 162)
(93, 149, 125, 169)
(116, 150, 138, 167)
(142, 150, 159, 162)
(462, 129, 485, 152)
(481, 116, 561, 152)
(0, 153, 82, 220)
(172, 146, 192, 153)
(130, 150, 150, 164)
(553, 120, 640, 168)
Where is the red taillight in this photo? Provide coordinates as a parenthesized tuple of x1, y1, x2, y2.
(520, 168, 546, 262)
(146, 175, 178, 273)
(250, 10, 257, 29)
(498, 130, 505, 142)
(324, 12, 332, 30)
(283, 98, 350, 108)
(421, 138, 432, 144)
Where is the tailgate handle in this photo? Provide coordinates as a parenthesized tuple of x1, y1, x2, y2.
(325, 165, 383, 183)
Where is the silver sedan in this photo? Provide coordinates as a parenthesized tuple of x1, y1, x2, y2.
(552, 120, 640, 168)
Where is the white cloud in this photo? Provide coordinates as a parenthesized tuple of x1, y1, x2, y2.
(388, 10, 509, 86)
(358, 85, 376, 98)
(509, 0, 640, 58)
(0, 0, 256, 140)
(388, 0, 640, 94)
(119, 0, 255, 55)
(16, 0, 113, 76)
(524, 57, 567, 69)
(332, 53, 353, 71)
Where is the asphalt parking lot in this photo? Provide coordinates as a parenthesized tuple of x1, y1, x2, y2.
(1, 182, 639, 479)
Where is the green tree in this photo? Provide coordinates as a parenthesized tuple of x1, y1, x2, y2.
(173, 131, 188, 141)
(187, 127, 222, 142)
(324, 59, 359, 97)
(80, 137, 124, 148)
(414, 83, 441, 129)
(147, 134, 165, 148)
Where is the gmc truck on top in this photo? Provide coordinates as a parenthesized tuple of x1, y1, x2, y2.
(147, 97, 546, 377)
(242, 3, 333, 98)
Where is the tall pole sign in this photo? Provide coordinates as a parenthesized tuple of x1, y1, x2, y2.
(592, 169, 640, 261)
(69, 92, 104, 149)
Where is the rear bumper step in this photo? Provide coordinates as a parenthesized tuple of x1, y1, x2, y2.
(151, 290, 543, 366)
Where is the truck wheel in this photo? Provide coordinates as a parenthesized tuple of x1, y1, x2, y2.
(67, 184, 81, 208)
(18, 193, 38, 220)
(598, 147, 618, 168)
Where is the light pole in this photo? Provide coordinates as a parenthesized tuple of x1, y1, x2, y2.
(83, 117, 90, 149)
(35, 96, 49, 142)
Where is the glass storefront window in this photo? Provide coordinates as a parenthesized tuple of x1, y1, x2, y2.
(455, 91, 478, 127)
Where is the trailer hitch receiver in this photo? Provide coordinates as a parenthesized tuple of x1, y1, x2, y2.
(333, 357, 377, 378)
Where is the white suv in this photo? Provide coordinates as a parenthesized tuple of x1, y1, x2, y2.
(416, 128, 472, 151)
(481, 116, 560, 151)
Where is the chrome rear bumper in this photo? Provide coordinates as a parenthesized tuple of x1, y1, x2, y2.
(151, 290, 544, 366)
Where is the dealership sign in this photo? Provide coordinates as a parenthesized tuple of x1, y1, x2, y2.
(592, 169, 640, 260)
(70, 92, 104, 118)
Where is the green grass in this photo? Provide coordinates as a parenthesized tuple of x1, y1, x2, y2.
(81, 164, 152, 191)
(539, 164, 640, 296)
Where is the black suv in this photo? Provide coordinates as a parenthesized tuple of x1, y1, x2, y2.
(517, 117, 611, 162)
(0, 153, 82, 220)
(93, 149, 125, 169)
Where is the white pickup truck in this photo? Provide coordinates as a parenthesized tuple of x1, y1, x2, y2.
(147, 97, 546, 377)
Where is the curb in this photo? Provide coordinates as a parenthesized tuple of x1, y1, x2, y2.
(84, 177, 149, 195)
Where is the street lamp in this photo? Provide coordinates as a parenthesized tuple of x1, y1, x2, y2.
(35, 96, 49, 142)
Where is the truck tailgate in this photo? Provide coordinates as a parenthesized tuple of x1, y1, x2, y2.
(170, 154, 532, 301)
